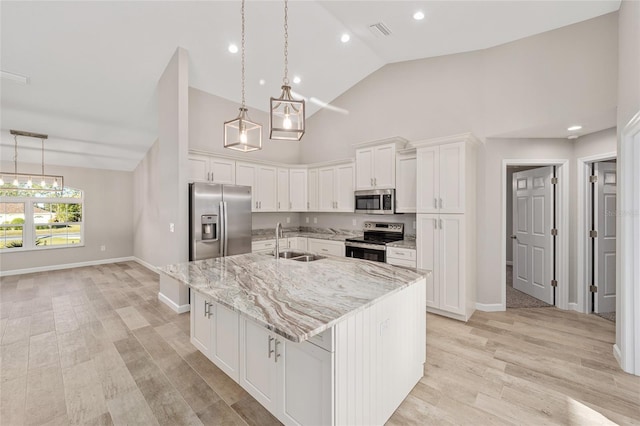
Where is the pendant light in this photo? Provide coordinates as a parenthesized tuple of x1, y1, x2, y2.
(224, 0, 262, 152)
(0, 130, 64, 192)
(269, 0, 305, 141)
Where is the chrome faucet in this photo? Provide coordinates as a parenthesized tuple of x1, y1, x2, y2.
(275, 222, 283, 259)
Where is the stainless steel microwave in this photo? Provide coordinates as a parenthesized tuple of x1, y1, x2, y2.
(354, 189, 395, 214)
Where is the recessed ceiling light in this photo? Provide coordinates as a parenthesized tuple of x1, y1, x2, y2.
(259, 79, 266, 86)
(228, 44, 238, 54)
(567, 125, 582, 131)
(293, 76, 301, 84)
(413, 11, 425, 21)
(340, 33, 350, 43)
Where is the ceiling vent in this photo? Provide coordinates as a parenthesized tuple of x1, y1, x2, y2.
(368, 22, 392, 38)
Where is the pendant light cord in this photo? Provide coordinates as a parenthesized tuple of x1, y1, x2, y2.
(41, 138, 45, 175)
(241, 0, 246, 108)
(283, 0, 289, 85)
(13, 135, 18, 174)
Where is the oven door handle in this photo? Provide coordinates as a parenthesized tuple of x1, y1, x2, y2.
(345, 242, 387, 251)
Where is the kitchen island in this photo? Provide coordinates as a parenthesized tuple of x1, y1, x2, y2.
(159, 252, 428, 426)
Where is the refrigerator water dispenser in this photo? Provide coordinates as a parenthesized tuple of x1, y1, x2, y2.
(201, 215, 217, 240)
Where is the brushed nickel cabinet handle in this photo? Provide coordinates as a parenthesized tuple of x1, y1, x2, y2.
(268, 336, 275, 358)
(434, 198, 437, 208)
(274, 339, 281, 363)
(203, 301, 209, 317)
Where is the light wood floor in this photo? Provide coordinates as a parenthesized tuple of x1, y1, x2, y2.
(1, 262, 638, 425)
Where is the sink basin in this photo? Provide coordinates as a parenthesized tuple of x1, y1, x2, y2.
(274, 251, 306, 259)
(291, 254, 326, 262)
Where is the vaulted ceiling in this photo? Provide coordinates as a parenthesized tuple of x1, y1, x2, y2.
(0, 1, 621, 170)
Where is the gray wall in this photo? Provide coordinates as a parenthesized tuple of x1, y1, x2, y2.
(0, 161, 134, 272)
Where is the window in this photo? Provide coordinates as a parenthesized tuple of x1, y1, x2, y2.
(0, 187, 83, 251)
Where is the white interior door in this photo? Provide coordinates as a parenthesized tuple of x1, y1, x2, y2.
(512, 166, 554, 304)
(595, 162, 617, 313)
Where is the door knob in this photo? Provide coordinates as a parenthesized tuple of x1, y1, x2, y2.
(510, 235, 517, 240)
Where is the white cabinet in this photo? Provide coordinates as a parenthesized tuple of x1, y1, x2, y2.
(307, 169, 319, 211)
(396, 152, 416, 213)
(318, 163, 354, 212)
(188, 155, 236, 184)
(288, 237, 307, 251)
(307, 239, 345, 257)
(240, 318, 333, 426)
(289, 169, 308, 212)
(277, 168, 290, 211)
(355, 143, 396, 190)
(237, 162, 277, 212)
(414, 133, 478, 322)
(190, 291, 240, 381)
(417, 142, 465, 214)
(386, 247, 417, 268)
(252, 239, 276, 253)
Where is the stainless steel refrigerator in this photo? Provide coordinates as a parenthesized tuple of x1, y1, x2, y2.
(189, 182, 252, 261)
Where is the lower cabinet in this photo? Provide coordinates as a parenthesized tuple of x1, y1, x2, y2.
(307, 238, 345, 257)
(288, 237, 308, 251)
(239, 317, 333, 426)
(190, 290, 240, 381)
(386, 247, 417, 268)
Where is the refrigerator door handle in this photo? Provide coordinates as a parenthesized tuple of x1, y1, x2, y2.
(221, 201, 229, 257)
(219, 201, 225, 257)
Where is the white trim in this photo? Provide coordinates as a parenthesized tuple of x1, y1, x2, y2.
(0, 256, 134, 277)
(575, 151, 617, 315)
(132, 256, 159, 273)
(410, 132, 483, 149)
(613, 344, 622, 366)
(501, 159, 570, 312)
(618, 110, 640, 375)
(158, 291, 190, 314)
(351, 136, 408, 150)
(568, 303, 580, 312)
(476, 303, 505, 312)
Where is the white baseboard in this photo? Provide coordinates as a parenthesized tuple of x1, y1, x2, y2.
(158, 291, 190, 314)
(506, 261, 513, 266)
(0, 256, 135, 277)
(133, 257, 159, 273)
(476, 303, 505, 312)
(613, 344, 622, 368)
(568, 303, 581, 312)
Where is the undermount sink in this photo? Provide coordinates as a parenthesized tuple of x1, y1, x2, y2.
(274, 251, 306, 259)
(291, 254, 326, 262)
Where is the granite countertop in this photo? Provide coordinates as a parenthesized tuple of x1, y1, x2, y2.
(158, 253, 428, 343)
(386, 238, 417, 249)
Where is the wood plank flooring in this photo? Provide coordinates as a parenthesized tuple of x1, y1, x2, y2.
(1, 262, 638, 425)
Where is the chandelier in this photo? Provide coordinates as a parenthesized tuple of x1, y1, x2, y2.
(0, 130, 64, 192)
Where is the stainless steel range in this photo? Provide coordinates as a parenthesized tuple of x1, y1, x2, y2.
(345, 221, 404, 263)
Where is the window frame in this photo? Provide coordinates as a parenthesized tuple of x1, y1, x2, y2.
(0, 194, 84, 252)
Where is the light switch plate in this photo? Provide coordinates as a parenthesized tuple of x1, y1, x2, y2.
(305, 217, 309, 223)
(352, 219, 357, 226)
(286, 217, 290, 223)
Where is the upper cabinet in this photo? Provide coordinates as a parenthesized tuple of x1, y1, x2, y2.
(289, 169, 308, 212)
(188, 154, 235, 184)
(317, 162, 354, 212)
(396, 151, 416, 213)
(416, 142, 466, 214)
(236, 162, 277, 212)
(354, 138, 407, 190)
(307, 169, 319, 211)
(277, 168, 290, 211)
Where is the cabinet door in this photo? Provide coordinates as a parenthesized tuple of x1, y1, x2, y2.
(307, 169, 319, 211)
(278, 340, 333, 426)
(355, 148, 374, 190)
(289, 169, 307, 212)
(417, 215, 439, 309)
(190, 292, 212, 356)
(416, 147, 439, 213)
(308, 239, 344, 257)
(240, 320, 278, 410)
(188, 155, 210, 182)
(396, 155, 416, 213)
(439, 215, 465, 315)
(236, 163, 257, 211)
(439, 142, 465, 213)
(318, 168, 335, 211)
(211, 158, 236, 184)
(211, 302, 240, 382)
(258, 166, 278, 212)
(373, 144, 395, 189)
(277, 168, 290, 211)
(335, 163, 354, 212)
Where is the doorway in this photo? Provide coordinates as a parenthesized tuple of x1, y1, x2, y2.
(501, 159, 570, 311)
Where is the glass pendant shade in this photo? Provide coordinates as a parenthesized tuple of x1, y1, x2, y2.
(224, 108, 262, 152)
(270, 85, 305, 141)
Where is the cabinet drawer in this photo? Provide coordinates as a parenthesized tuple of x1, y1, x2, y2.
(252, 239, 277, 252)
(307, 239, 345, 257)
(387, 258, 417, 269)
(387, 247, 416, 261)
(308, 328, 334, 352)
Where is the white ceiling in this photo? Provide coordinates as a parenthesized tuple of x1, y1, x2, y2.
(0, 1, 620, 171)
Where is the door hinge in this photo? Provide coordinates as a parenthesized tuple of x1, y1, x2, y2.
(590, 285, 598, 293)
(590, 230, 598, 238)
(551, 279, 558, 287)
(551, 177, 558, 185)
(589, 175, 598, 183)
(551, 228, 558, 236)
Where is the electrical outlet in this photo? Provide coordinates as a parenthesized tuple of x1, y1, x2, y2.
(313, 217, 318, 224)
(305, 217, 309, 224)
(100, 245, 106, 252)
(169, 223, 175, 233)
(352, 219, 357, 226)
(286, 217, 290, 224)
